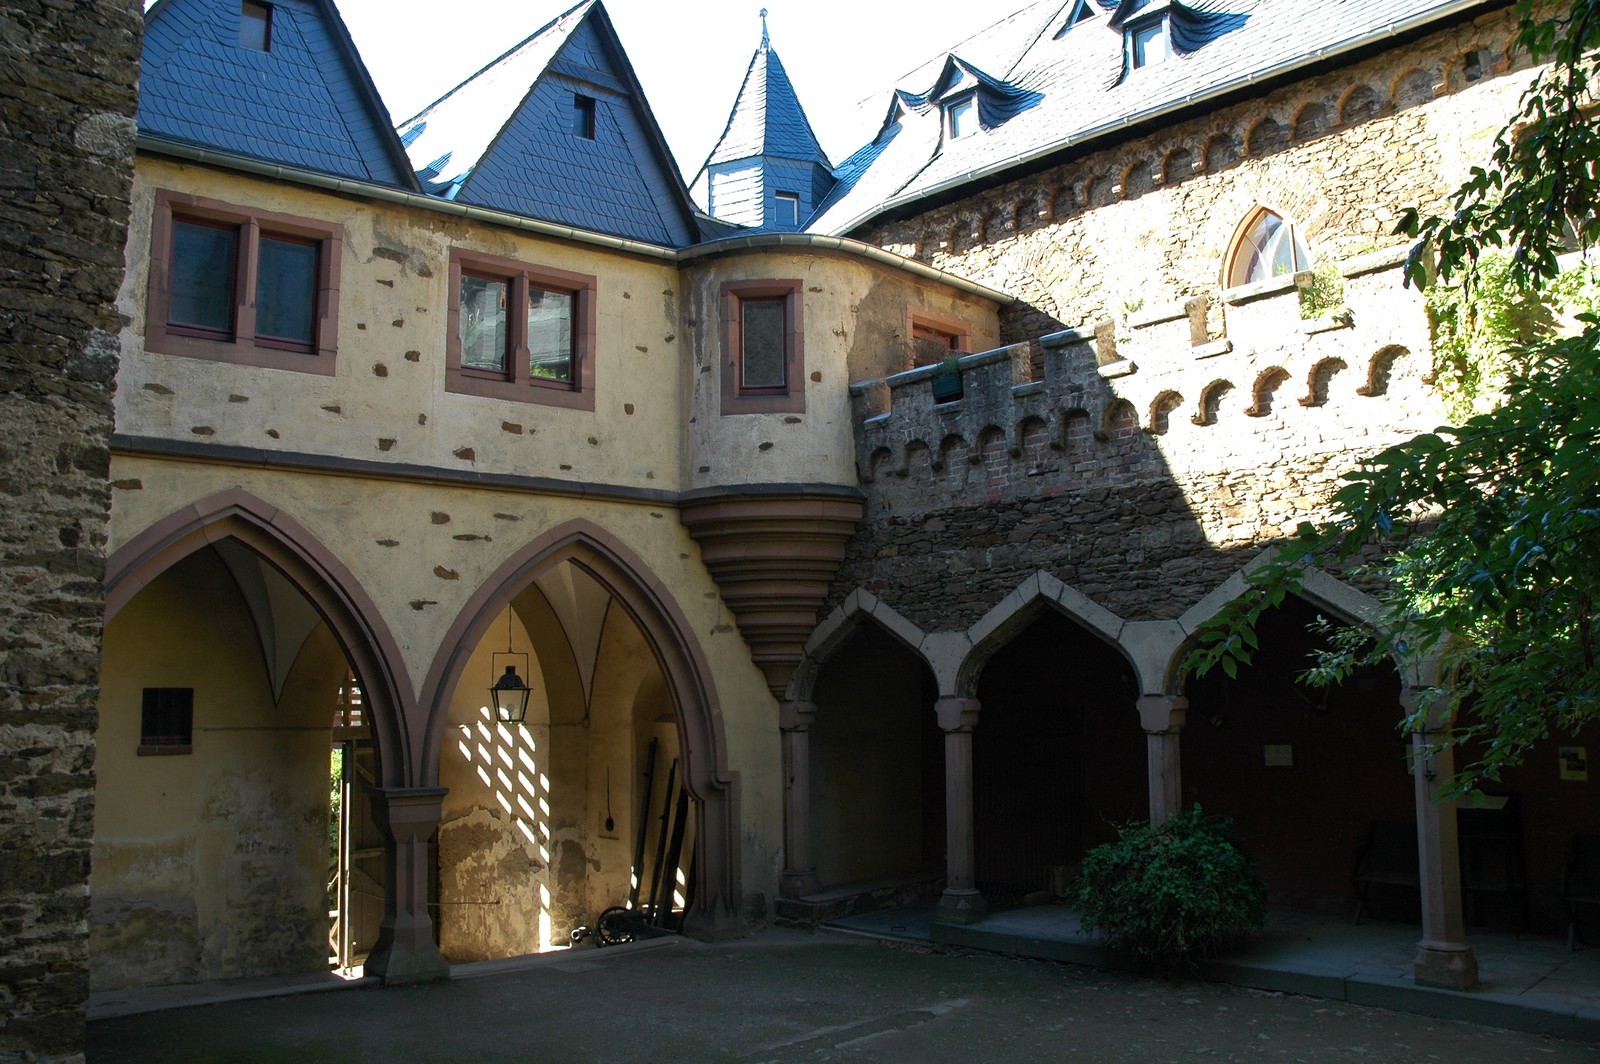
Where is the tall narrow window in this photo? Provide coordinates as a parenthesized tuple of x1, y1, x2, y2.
(169, 219, 238, 338)
(740, 298, 787, 392)
(1129, 17, 1170, 68)
(459, 273, 510, 373)
(572, 94, 596, 139)
(774, 191, 800, 227)
(719, 279, 805, 414)
(240, 0, 272, 51)
(527, 286, 575, 382)
(947, 95, 977, 140)
(1226, 207, 1313, 287)
(256, 235, 319, 350)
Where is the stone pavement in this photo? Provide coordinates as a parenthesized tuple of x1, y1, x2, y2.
(87, 929, 1593, 1063)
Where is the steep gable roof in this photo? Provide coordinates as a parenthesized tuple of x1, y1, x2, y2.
(139, 0, 418, 189)
(809, 0, 1494, 236)
(397, 0, 700, 248)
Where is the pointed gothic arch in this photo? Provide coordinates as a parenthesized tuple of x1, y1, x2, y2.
(104, 487, 414, 786)
(418, 518, 740, 937)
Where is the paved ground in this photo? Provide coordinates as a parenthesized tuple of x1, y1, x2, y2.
(87, 931, 1592, 1063)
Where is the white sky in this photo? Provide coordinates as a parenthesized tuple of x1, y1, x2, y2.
(329, 0, 1022, 178)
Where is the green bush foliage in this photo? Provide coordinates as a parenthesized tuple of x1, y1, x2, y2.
(1071, 807, 1266, 968)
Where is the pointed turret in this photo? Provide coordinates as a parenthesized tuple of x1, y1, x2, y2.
(691, 11, 834, 232)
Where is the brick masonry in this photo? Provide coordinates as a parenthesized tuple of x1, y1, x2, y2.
(0, 2, 141, 1061)
(827, 9, 1520, 639)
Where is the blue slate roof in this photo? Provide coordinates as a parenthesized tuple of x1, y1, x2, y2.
(689, 32, 834, 231)
(397, 1, 699, 248)
(140, 0, 417, 189)
(808, 0, 1494, 235)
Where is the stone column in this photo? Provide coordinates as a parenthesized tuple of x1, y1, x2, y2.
(935, 696, 987, 925)
(1405, 690, 1478, 990)
(779, 700, 821, 897)
(1138, 695, 1187, 826)
(364, 786, 450, 984)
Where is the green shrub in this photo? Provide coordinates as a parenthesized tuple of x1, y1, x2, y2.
(1298, 260, 1347, 320)
(1071, 806, 1265, 969)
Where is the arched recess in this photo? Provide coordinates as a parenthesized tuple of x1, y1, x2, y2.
(104, 487, 414, 786)
(790, 588, 933, 702)
(958, 571, 1131, 697)
(418, 518, 740, 938)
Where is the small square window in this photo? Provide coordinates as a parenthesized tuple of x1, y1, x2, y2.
(140, 688, 194, 755)
(774, 191, 800, 227)
(240, 1, 272, 51)
(1129, 18, 1170, 68)
(572, 94, 596, 140)
(947, 96, 977, 140)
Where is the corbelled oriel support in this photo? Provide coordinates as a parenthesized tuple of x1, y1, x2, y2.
(678, 485, 866, 697)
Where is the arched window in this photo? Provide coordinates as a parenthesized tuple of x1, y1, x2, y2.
(1226, 207, 1312, 287)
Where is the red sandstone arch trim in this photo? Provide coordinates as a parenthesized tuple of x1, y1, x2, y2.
(788, 589, 933, 702)
(957, 571, 1135, 698)
(418, 518, 741, 938)
(104, 488, 415, 786)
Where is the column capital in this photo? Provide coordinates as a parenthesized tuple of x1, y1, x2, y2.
(1137, 694, 1187, 733)
(779, 700, 817, 731)
(935, 696, 980, 732)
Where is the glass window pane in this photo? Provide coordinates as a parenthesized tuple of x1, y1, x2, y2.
(528, 287, 574, 382)
(460, 274, 508, 372)
(741, 298, 786, 390)
(949, 97, 976, 139)
(170, 220, 237, 334)
(256, 235, 317, 345)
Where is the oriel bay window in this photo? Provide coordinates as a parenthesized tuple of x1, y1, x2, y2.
(145, 189, 341, 373)
(720, 279, 804, 414)
(447, 248, 596, 410)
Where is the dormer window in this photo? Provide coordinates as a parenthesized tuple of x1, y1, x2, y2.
(1128, 16, 1170, 68)
(775, 191, 800, 227)
(947, 95, 978, 140)
(1056, 0, 1097, 35)
(239, 1, 272, 52)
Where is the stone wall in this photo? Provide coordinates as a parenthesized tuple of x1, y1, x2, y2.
(0, 1, 141, 1060)
(829, 9, 1520, 639)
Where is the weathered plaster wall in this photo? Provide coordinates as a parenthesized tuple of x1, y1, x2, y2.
(117, 158, 687, 491)
(0, 0, 140, 1058)
(92, 549, 338, 990)
(105, 458, 786, 922)
(680, 248, 999, 492)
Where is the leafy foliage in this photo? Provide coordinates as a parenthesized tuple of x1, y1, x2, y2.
(1071, 807, 1266, 968)
(1189, 0, 1600, 795)
(1298, 260, 1348, 321)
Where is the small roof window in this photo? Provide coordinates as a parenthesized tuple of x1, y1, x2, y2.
(572, 94, 596, 140)
(774, 191, 800, 227)
(239, 0, 272, 52)
(947, 95, 978, 140)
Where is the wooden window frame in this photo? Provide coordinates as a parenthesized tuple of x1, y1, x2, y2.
(446, 247, 597, 411)
(720, 279, 804, 415)
(907, 307, 971, 369)
(146, 189, 342, 375)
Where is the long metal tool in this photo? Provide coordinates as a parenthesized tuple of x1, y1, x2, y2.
(653, 786, 691, 928)
(644, 758, 678, 922)
(626, 739, 658, 909)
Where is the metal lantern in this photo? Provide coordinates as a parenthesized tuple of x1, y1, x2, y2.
(489, 608, 530, 723)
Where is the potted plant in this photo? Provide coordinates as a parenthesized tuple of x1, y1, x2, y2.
(931, 353, 964, 403)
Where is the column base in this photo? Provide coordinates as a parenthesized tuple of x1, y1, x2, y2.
(781, 869, 821, 898)
(680, 894, 745, 941)
(1412, 939, 1478, 991)
(363, 940, 448, 985)
(935, 888, 988, 925)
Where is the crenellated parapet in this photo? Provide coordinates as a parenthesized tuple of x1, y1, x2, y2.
(850, 247, 1444, 518)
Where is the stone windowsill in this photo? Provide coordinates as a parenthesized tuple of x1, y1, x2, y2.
(1098, 358, 1137, 379)
(1127, 300, 1190, 330)
(1193, 339, 1233, 360)
(1222, 271, 1307, 306)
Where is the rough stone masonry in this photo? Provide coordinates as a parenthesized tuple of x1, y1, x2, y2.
(0, 2, 142, 1061)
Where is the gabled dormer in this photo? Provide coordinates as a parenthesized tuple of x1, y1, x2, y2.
(1108, 0, 1251, 80)
(397, 0, 700, 248)
(139, 0, 419, 189)
(927, 56, 1044, 145)
(691, 14, 834, 233)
